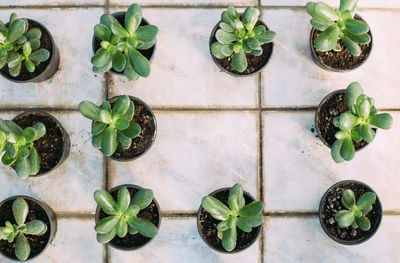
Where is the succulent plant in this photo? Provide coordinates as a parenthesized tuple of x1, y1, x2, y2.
(94, 186, 158, 243)
(307, 0, 371, 56)
(91, 3, 158, 80)
(335, 189, 376, 231)
(0, 198, 48, 261)
(201, 183, 263, 252)
(211, 6, 276, 72)
(78, 95, 141, 156)
(0, 118, 45, 178)
(331, 82, 393, 163)
(0, 13, 50, 77)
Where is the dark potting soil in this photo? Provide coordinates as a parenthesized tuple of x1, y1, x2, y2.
(198, 189, 261, 252)
(0, 20, 54, 81)
(0, 198, 50, 260)
(320, 182, 381, 243)
(13, 112, 65, 175)
(98, 186, 160, 249)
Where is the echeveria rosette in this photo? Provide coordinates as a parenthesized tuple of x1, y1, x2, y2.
(330, 82, 393, 163)
(94, 186, 158, 244)
(78, 95, 142, 157)
(201, 184, 264, 252)
(0, 118, 45, 178)
(335, 189, 376, 231)
(0, 13, 50, 77)
(91, 3, 158, 80)
(211, 6, 276, 73)
(0, 198, 48, 261)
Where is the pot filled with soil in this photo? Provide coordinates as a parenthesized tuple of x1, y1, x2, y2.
(0, 195, 57, 261)
(319, 180, 382, 245)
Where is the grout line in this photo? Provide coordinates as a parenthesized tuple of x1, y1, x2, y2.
(56, 213, 94, 218)
(264, 211, 318, 217)
(0, 4, 104, 9)
(0, 107, 77, 112)
(104, 244, 109, 263)
(161, 212, 198, 218)
(105, 0, 110, 13)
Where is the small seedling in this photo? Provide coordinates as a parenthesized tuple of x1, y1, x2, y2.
(94, 186, 158, 243)
(79, 95, 141, 156)
(91, 3, 158, 80)
(0, 198, 48, 261)
(201, 183, 263, 252)
(331, 82, 393, 163)
(0, 118, 45, 178)
(335, 189, 376, 231)
(0, 13, 50, 77)
(211, 6, 276, 72)
(307, 0, 371, 56)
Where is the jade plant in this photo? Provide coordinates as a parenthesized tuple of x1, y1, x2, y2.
(211, 6, 276, 72)
(201, 183, 263, 252)
(0, 198, 48, 261)
(335, 189, 376, 231)
(331, 82, 393, 163)
(0, 13, 50, 77)
(0, 118, 45, 178)
(79, 95, 141, 156)
(94, 186, 158, 243)
(307, 0, 370, 56)
(91, 3, 158, 80)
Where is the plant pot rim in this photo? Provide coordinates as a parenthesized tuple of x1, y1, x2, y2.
(318, 180, 382, 245)
(196, 187, 262, 254)
(209, 15, 274, 77)
(0, 195, 57, 261)
(309, 14, 373, 73)
(95, 184, 161, 251)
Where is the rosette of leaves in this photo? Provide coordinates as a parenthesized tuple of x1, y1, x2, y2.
(335, 189, 376, 231)
(331, 82, 393, 163)
(91, 3, 158, 80)
(0, 118, 45, 178)
(94, 186, 158, 243)
(201, 184, 263, 252)
(0, 13, 50, 77)
(0, 198, 48, 261)
(211, 6, 276, 72)
(78, 95, 141, 156)
(306, 0, 371, 56)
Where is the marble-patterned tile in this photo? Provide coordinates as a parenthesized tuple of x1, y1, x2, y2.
(0, 9, 105, 108)
(262, 9, 400, 108)
(0, 112, 104, 214)
(264, 216, 400, 263)
(110, 111, 259, 212)
(110, 218, 260, 263)
(111, 0, 256, 6)
(109, 8, 258, 108)
(262, 1, 400, 8)
(0, 0, 103, 5)
(263, 112, 400, 212)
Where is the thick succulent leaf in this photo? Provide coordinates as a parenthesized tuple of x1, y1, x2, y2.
(131, 189, 153, 210)
(355, 216, 371, 231)
(221, 226, 237, 252)
(246, 37, 260, 50)
(101, 126, 117, 156)
(253, 25, 266, 34)
(215, 29, 236, 44)
(217, 220, 229, 232)
(344, 19, 369, 35)
(369, 113, 393, 129)
(13, 198, 29, 226)
(94, 24, 111, 41)
(236, 218, 252, 232)
(238, 214, 263, 227)
(116, 219, 128, 238)
(79, 101, 102, 122)
(24, 220, 47, 235)
(314, 2, 339, 21)
(100, 110, 112, 124)
(221, 11, 235, 28)
(123, 53, 140, 80)
(92, 123, 107, 136)
(24, 28, 42, 40)
(227, 6, 239, 20)
(7, 18, 26, 43)
(112, 50, 126, 73)
(358, 99, 371, 118)
(25, 59, 35, 73)
(343, 30, 371, 45)
(211, 42, 228, 59)
(91, 48, 111, 68)
(23, 42, 32, 57)
(9, 62, 22, 77)
(16, 156, 30, 178)
(29, 39, 40, 50)
(114, 119, 130, 130)
(340, 136, 355, 161)
(254, 31, 276, 44)
(128, 225, 138, 235)
(92, 58, 112, 74)
(341, 35, 361, 56)
(335, 210, 355, 228)
(201, 196, 231, 221)
(5, 143, 17, 158)
(228, 183, 245, 211)
(125, 3, 142, 34)
(136, 39, 156, 50)
(100, 14, 118, 29)
(342, 189, 356, 209)
(310, 18, 331, 31)
(128, 46, 150, 77)
(29, 49, 50, 63)
(117, 186, 131, 212)
(28, 147, 40, 176)
(243, 7, 260, 28)
(117, 131, 132, 150)
(92, 133, 103, 149)
(1, 151, 17, 166)
(111, 21, 129, 38)
(121, 101, 134, 121)
(94, 190, 119, 215)
(238, 200, 263, 217)
(340, 0, 358, 13)
(95, 215, 119, 234)
(315, 24, 340, 52)
(339, 112, 359, 131)
(360, 124, 375, 143)
(112, 95, 130, 121)
(135, 25, 158, 41)
(15, 234, 30, 261)
(127, 217, 158, 238)
(357, 192, 376, 211)
(350, 128, 362, 142)
(306, 2, 334, 24)
(123, 205, 140, 218)
(7, 51, 21, 68)
(346, 81, 363, 109)
(219, 22, 234, 32)
(97, 227, 116, 244)
(122, 122, 141, 138)
(232, 49, 247, 72)
(252, 49, 262, 56)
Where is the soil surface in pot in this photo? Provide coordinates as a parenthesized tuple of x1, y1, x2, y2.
(0, 198, 51, 260)
(13, 112, 65, 175)
(320, 182, 381, 243)
(0, 20, 54, 81)
(198, 189, 261, 252)
(98, 186, 160, 249)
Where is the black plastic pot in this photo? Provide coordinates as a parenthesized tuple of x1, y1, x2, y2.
(319, 180, 382, 245)
(310, 14, 372, 72)
(95, 184, 161, 251)
(197, 187, 262, 253)
(209, 15, 274, 77)
(0, 195, 57, 261)
(12, 110, 70, 177)
(0, 19, 60, 83)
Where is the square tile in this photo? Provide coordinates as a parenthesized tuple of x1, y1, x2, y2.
(0, 0, 103, 5)
(111, 0, 256, 6)
(261, 0, 400, 8)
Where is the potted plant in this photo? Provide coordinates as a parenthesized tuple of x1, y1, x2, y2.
(94, 184, 160, 250)
(79, 95, 156, 161)
(319, 180, 382, 245)
(0, 111, 70, 177)
(197, 183, 263, 253)
(91, 3, 158, 80)
(0, 196, 57, 261)
(0, 13, 59, 82)
(209, 6, 275, 76)
(315, 82, 393, 163)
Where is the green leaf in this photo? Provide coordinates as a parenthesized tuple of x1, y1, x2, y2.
(219, 22, 234, 32)
(215, 29, 236, 44)
(238, 214, 263, 227)
(306, 2, 334, 25)
(211, 42, 228, 59)
(94, 24, 111, 41)
(92, 123, 107, 136)
(97, 228, 116, 243)
(227, 6, 239, 20)
(357, 192, 376, 211)
(339, 112, 359, 131)
(15, 234, 30, 261)
(121, 101, 134, 121)
(221, 11, 235, 28)
(201, 196, 231, 221)
(112, 95, 130, 121)
(335, 210, 355, 228)
(118, 131, 132, 149)
(315, 24, 340, 52)
(135, 25, 158, 41)
(24, 220, 47, 235)
(114, 119, 129, 130)
(7, 18, 26, 43)
(369, 113, 393, 130)
(16, 156, 30, 178)
(116, 219, 128, 238)
(25, 59, 35, 73)
(125, 3, 142, 35)
(28, 147, 40, 176)
(342, 189, 356, 209)
(91, 48, 111, 68)
(128, 46, 150, 77)
(13, 198, 28, 226)
(358, 99, 371, 118)
(346, 81, 363, 109)
(360, 124, 375, 143)
(95, 215, 119, 234)
(217, 221, 229, 232)
(343, 30, 371, 45)
(23, 42, 32, 57)
(7, 51, 21, 68)
(28, 39, 40, 50)
(136, 39, 156, 50)
(243, 7, 260, 29)
(237, 218, 252, 232)
(29, 49, 50, 63)
(94, 190, 119, 215)
(5, 142, 17, 158)
(101, 101, 112, 111)
(310, 18, 331, 31)
(127, 217, 158, 238)
(101, 126, 117, 156)
(24, 28, 41, 40)
(232, 49, 247, 72)
(111, 21, 130, 38)
(340, 136, 355, 161)
(9, 62, 21, 77)
(2, 152, 17, 166)
(355, 216, 371, 231)
(221, 226, 236, 252)
(254, 31, 276, 44)
(341, 35, 361, 56)
(123, 53, 140, 80)
(128, 225, 138, 235)
(100, 110, 112, 124)
(131, 189, 153, 210)
(252, 49, 262, 56)
(100, 14, 118, 29)
(79, 101, 102, 122)
(228, 183, 245, 212)
(344, 19, 369, 35)
(350, 128, 362, 142)
(246, 37, 260, 50)
(124, 205, 140, 219)
(92, 133, 103, 149)
(112, 50, 126, 73)
(117, 186, 131, 212)
(314, 2, 339, 21)
(122, 122, 141, 138)
(340, 0, 358, 13)
(238, 200, 263, 217)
